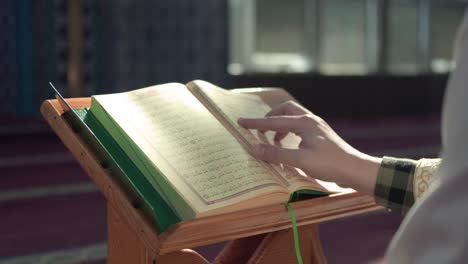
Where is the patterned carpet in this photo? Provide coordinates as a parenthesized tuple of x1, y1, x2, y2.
(0, 115, 440, 263)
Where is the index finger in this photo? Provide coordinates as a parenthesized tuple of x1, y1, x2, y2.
(237, 116, 304, 133)
(266, 101, 308, 117)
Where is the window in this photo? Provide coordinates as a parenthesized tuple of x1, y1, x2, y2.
(229, 0, 466, 75)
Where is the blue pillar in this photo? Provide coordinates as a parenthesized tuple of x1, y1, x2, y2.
(16, 0, 33, 116)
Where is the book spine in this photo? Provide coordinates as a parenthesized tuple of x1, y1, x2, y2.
(72, 108, 181, 232)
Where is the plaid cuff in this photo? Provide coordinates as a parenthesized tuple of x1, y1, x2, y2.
(374, 156, 417, 215)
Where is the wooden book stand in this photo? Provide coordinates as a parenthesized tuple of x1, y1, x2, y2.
(41, 88, 380, 264)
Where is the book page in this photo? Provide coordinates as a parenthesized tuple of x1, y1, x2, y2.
(189, 81, 348, 193)
(93, 84, 286, 211)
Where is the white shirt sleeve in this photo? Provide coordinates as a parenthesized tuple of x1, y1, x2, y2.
(385, 9, 468, 264)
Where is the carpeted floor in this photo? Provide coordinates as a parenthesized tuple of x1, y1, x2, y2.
(0, 115, 441, 263)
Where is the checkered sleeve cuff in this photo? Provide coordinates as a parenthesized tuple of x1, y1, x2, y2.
(374, 156, 417, 215)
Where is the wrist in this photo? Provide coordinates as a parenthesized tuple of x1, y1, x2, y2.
(344, 152, 382, 195)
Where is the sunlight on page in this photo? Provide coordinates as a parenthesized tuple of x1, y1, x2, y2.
(94, 84, 284, 206)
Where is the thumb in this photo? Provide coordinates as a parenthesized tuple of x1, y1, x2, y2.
(252, 144, 303, 168)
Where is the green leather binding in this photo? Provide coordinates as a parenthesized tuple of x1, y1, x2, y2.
(289, 189, 328, 203)
(74, 108, 180, 232)
(88, 97, 195, 221)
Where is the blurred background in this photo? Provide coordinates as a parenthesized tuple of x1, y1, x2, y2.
(0, 0, 465, 263)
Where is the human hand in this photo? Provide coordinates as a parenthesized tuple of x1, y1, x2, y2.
(238, 100, 381, 195)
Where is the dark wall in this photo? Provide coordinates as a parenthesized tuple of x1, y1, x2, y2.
(232, 74, 448, 119)
(91, 0, 229, 94)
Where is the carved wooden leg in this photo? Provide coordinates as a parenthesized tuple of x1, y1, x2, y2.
(214, 234, 268, 264)
(247, 224, 326, 264)
(107, 205, 158, 264)
(107, 204, 209, 264)
(157, 249, 209, 264)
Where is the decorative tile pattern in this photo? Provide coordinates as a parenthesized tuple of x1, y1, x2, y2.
(90, 0, 229, 94)
(0, 0, 229, 115)
(0, 1, 17, 114)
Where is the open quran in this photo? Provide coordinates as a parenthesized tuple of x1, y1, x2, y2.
(73, 80, 351, 231)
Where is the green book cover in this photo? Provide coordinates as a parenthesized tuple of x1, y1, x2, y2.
(88, 97, 196, 221)
(73, 108, 181, 232)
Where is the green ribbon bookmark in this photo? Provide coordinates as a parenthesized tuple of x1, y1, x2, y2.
(284, 202, 303, 264)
